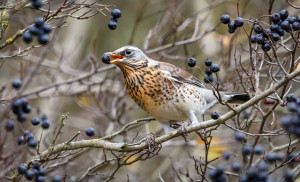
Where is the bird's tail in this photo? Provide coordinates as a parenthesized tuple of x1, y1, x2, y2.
(226, 93, 250, 104)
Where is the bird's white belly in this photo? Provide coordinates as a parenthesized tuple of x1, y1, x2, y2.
(145, 93, 206, 123)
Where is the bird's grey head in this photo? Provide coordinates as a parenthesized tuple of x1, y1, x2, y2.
(107, 46, 149, 69)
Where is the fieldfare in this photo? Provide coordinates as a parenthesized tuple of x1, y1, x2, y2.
(104, 46, 249, 133)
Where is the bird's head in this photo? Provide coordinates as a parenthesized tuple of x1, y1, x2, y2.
(105, 46, 149, 69)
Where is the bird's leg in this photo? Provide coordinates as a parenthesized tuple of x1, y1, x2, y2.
(185, 110, 199, 124)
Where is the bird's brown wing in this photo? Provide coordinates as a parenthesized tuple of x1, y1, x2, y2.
(159, 62, 206, 88)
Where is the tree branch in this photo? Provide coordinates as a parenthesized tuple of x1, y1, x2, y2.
(34, 68, 300, 160)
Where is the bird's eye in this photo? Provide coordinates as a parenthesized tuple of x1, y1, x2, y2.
(125, 49, 132, 55)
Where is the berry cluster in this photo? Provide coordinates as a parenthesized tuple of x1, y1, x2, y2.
(250, 10, 299, 52)
(281, 94, 300, 137)
(31, 0, 42, 9)
(23, 17, 52, 45)
(18, 162, 62, 182)
(209, 165, 227, 182)
(220, 14, 244, 33)
(231, 131, 297, 182)
(203, 59, 219, 83)
(12, 98, 31, 122)
(18, 130, 38, 148)
(108, 9, 122, 30)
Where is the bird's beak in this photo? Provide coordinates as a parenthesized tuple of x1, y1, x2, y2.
(108, 54, 125, 64)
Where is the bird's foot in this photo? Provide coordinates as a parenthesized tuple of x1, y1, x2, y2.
(145, 133, 162, 154)
(177, 122, 190, 142)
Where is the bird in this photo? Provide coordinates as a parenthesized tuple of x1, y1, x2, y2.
(104, 46, 249, 133)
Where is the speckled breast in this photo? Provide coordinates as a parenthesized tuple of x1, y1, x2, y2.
(122, 66, 206, 122)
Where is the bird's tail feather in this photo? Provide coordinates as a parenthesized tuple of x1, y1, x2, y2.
(226, 93, 250, 104)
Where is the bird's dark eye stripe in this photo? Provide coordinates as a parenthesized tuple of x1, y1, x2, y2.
(120, 51, 125, 56)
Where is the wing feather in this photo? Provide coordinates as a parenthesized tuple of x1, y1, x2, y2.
(159, 62, 205, 88)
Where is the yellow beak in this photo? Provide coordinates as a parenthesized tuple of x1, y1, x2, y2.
(108, 54, 125, 64)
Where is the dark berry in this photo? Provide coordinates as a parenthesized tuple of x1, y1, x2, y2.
(279, 10, 289, 20)
(270, 24, 279, 32)
(42, 24, 52, 34)
(52, 175, 62, 182)
(257, 161, 268, 171)
(285, 170, 294, 182)
(210, 64, 220, 72)
(228, 21, 237, 33)
(18, 136, 25, 145)
(204, 74, 213, 83)
(36, 176, 45, 182)
(26, 132, 34, 142)
(41, 119, 50, 129)
(12, 79, 22, 89)
(288, 102, 298, 113)
(110, 16, 117, 22)
(85, 127, 95, 136)
(258, 172, 268, 181)
(262, 41, 271, 52)
(271, 33, 280, 41)
(5, 120, 14, 131)
(211, 112, 219, 120)
(287, 17, 296, 24)
(23, 32, 33, 43)
(296, 16, 300, 22)
(266, 152, 277, 163)
(205, 59, 212, 66)
(38, 34, 49, 45)
(220, 14, 230, 24)
(28, 138, 37, 148)
(242, 144, 252, 156)
(253, 145, 264, 155)
(228, 27, 236, 34)
(254, 25, 263, 34)
(108, 21, 117, 30)
(187, 57, 196, 67)
(32, 0, 42, 9)
(262, 29, 271, 38)
(32, 162, 40, 169)
(223, 152, 230, 160)
(18, 164, 27, 174)
(240, 175, 248, 182)
(102, 53, 111, 64)
(235, 131, 246, 142)
(23, 104, 31, 113)
(39, 168, 46, 176)
(292, 22, 300, 31)
(29, 26, 41, 35)
(275, 153, 285, 161)
(34, 17, 44, 27)
(271, 13, 281, 23)
(41, 114, 48, 121)
(234, 17, 244, 27)
(231, 161, 241, 172)
(281, 20, 291, 32)
(256, 34, 264, 44)
(17, 113, 26, 122)
(250, 35, 256, 43)
(205, 67, 212, 75)
(286, 94, 296, 102)
(31, 117, 40, 125)
(25, 170, 35, 180)
(246, 167, 258, 179)
(111, 9, 121, 19)
(277, 28, 285, 36)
